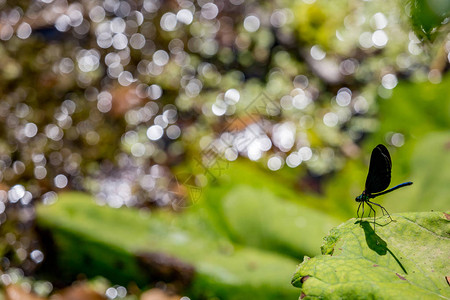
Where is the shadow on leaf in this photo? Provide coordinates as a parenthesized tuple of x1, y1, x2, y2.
(356, 220, 408, 274)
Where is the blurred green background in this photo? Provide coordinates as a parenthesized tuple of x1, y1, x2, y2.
(0, 0, 449, 299)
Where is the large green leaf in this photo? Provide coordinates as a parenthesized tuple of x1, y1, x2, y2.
(36, 192, 300, 299)
(292, 212, 450, 299)
(196, 160, 341, 258)
(221, 185, 338, 258)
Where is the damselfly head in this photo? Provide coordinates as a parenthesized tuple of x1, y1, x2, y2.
(355, 192, 368, 202)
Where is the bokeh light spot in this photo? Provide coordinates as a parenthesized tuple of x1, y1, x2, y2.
(161, 12, 178, 31)
(268, 156, 283, 171)
(244, 15, 260, 32)
(153, 50, 169, 66)
(201, 3, 219, 20)
(224, 89, 240, 105)
(24, 123, 38, 138)
(177, 9, 193, 25)
(299, 147, 313, 161)
(286, 152, 302, 168)
(310, 45, 326, 60)
(323, 112, 339, 127)
(147, 125, 164, 141)
(54, 174, 68, 189)
(30, 250, 44, 264)
(372, 30, 388, 48)
(381, 74, 398, 89)
(16, 23, 32, 39)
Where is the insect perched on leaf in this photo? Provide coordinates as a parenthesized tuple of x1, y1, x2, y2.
(355, 144, 413, 225)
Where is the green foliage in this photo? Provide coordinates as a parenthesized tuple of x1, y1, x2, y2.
(375, 74, 450, 141)
(408, 0, 450, 41)
(36, 192, 300, 299)
(292, 212, 450, 299)
(220, 185, 337, 257)
(395, 132, 450, 212)
(194, 160, 342, 257)
(291, 0, 349, 48)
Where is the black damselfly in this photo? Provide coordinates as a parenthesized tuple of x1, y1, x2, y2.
(356, 144, 412, 225)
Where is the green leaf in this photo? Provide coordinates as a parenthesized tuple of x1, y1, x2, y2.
(37, 192, 300, 299)
(196, 160, 341, 257)
(408, 0, 450, 41)
(291, 212, 450, 299)
(221, 185, 339, 258)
